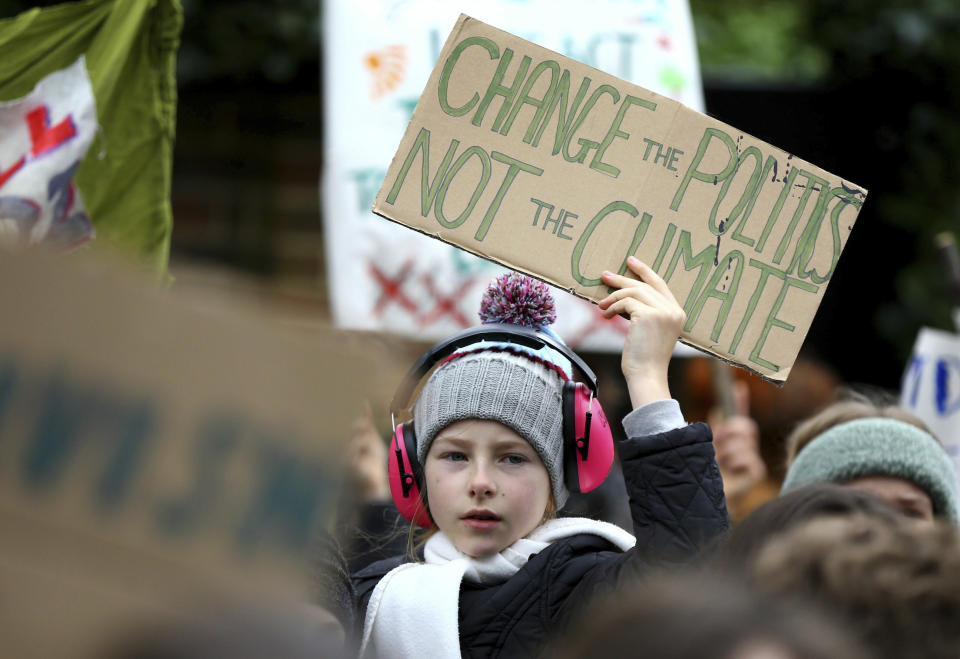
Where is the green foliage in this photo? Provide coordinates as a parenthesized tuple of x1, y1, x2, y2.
(809, 0, 960, 346)
(690, 0, 828, 82)
(0, 1, 321, 83)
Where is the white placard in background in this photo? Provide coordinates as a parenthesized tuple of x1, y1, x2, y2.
(901, 327, 960, 480)
(322, 0, 703, 350)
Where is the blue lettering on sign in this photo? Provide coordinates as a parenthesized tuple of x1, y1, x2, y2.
(902, 355, 924, 408)
(935, 356, 960, 416)
(0, 359, 17, 433)
(349, 168, 386, 213)
(234, 440, 329, 554)
(0, 356, 337, 561)
(395, 98, 419, 122)
(21, 368, 155, 510)
(155, 412, 242, 535)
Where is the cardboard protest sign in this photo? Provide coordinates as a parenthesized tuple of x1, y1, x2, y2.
(323, 0, 704, 352)
(0, 57, 96, 249)
(0, 253, 391, 656)
(374, 15, 868, 382)
(901, 328, 960, 481)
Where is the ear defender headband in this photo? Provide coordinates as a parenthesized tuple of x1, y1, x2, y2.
(388, 322, 615, 528)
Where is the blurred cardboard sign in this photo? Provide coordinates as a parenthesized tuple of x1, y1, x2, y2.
(0, 252, 387, 656)
(901, 328, 960, 481)
(374, 15, 868, 382)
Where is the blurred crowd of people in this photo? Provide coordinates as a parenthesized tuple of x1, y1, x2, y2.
(7, 254, 958, 659)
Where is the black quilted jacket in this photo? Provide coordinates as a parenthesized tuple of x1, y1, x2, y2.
(353, 421, 729, 658)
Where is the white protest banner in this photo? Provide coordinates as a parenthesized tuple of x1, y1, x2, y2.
(0, 57, 96, 249)
(901, 328, 960, 479)
(322, 0, 703, 351)
(373, 15, 867, 382)
(0, 252, 392, 656)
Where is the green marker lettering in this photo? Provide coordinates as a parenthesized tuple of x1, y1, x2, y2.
(385, 128, 459, 218)
(562, 84, 620, 164)
(433, 146, 491, 229)
(708, 146, 764, 236)
(571, 201, 640, 286)
(790, 187, 862, 284)
(474, 151, 543, 241)
(503, 60, 561, 139)
(589, 94, 657, 178)
(472, 49, 532, 129)
(438, 36, 499, 117)
(663, 230, 717, 316)
(670, 128, 738, 211)
(684, 249, 745, 342)
(731, 155, 778, 248)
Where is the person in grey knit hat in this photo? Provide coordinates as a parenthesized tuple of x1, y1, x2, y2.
(353, 260, 730, 659)
(414, 347, 571, 510)
(411, 271, 577, 511)
(781, 417, 959, 522)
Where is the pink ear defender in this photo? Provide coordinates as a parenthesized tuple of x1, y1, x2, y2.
(388, 420, 433, 528)
(388, 323, 615, 528)
(563, 381, 615, 493)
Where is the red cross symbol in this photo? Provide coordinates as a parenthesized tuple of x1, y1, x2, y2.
(26, 105, 77, 157)
(369, 259, 419, 318)
(418, 273, 475, 329)
(566, 304, 628, 349)
(0, 105, 78, 190)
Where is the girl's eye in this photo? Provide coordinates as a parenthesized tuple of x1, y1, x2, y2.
(442, 452, 467, 462)
(503, 454, 527, 465)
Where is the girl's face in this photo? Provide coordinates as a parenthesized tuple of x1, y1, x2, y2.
(424, 419, 552, 558)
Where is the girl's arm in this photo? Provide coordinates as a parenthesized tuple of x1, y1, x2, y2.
(597, 257, 729, 559)
(556, 259, 729, 627)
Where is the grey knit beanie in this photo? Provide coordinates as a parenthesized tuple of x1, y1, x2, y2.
(413, 349, 569, 508)
(781, 418, 959, 521)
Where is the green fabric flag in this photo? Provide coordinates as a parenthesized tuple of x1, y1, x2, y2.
(0, 0, 181, 276)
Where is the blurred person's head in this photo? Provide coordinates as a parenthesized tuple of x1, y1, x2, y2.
(753, 514, 960, 659)
(784, 390, 933, 464)
(715, 483, 901, 571)
(103, 603, 348, 659)
(781, 413, 956, 521)
(547, 571, 868, 659)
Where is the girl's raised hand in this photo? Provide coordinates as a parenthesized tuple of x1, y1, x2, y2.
(599, 256, 685, 408)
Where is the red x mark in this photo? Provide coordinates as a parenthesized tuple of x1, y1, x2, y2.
(0, 105, 78, 190)
(26, 105, 76, 157)
(0, 156, 24, 189)
(369, 259, 419, 318)
(419, 273, 475, 329)
(567, 303, 628, 349)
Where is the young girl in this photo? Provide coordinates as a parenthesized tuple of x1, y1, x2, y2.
(354, 258, 729, 658)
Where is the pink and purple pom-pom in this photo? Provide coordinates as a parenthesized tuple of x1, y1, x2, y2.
(479, 272, 557, 328)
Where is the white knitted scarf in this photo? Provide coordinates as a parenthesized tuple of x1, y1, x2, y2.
(359, 517, 635, 659)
